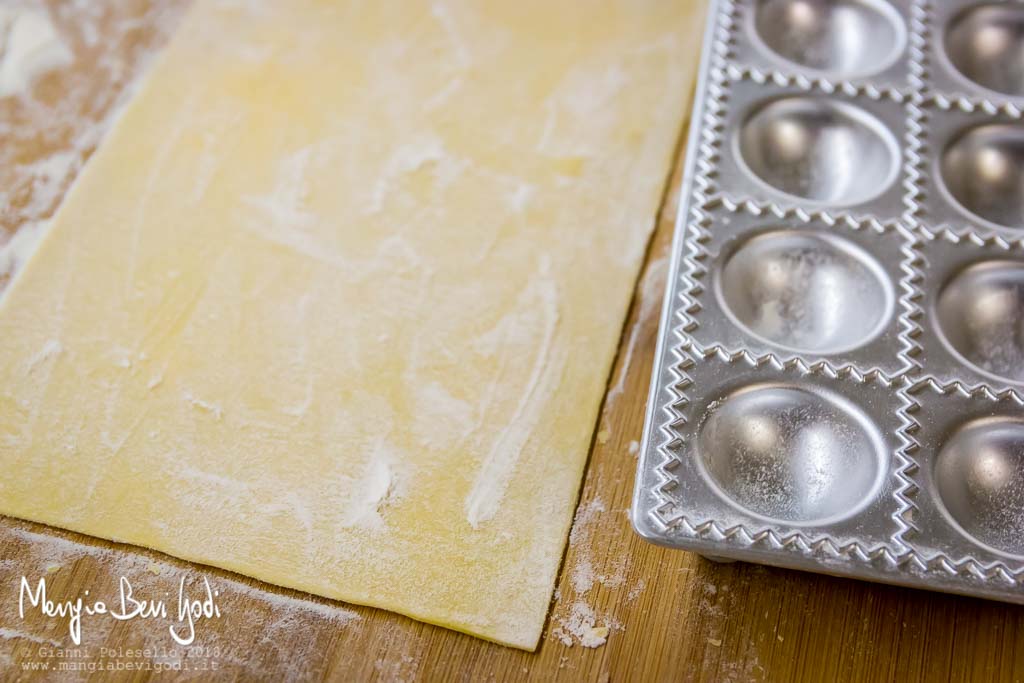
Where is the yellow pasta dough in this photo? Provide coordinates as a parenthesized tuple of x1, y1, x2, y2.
(0, 0, 704, 648)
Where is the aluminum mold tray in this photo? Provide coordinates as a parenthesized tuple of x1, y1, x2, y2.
(632, 0, 1024, 602)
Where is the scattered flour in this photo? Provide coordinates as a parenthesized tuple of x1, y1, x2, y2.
(0, 220, 50, 287)
(626, 578, 645, 603)
(568, 498, 606, 548)
(25, 338, 63, 373)
(464, 255, 564, 529)
(551, 496, 630, 648)
(0, 4, 72, 98)
(580, 625, 609, 649)
(571, 557, 596, 594)
(551, 601, 619, 649)
(0, 627, 60, 648)
(374, 652, 420, 683)
(182, 390, 225, 420)
(341, 441, 402, 530)
(218, 577, 361, 626)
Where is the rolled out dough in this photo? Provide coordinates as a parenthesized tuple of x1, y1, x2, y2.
(0, 0, 704, 648)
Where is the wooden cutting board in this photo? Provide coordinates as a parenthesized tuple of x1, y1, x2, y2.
(1, 2, 1022, 680)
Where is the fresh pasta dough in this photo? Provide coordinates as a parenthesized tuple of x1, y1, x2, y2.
(0, 0, 705, 649)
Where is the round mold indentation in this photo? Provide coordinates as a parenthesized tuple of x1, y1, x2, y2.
(736, 96, 900, 206)
(716, 229, 895, 355)
(944, 3, 1024, 97)
(935, 260, 1024, 384)
(939, 124, 1024, 230)
(934, 417, 1024, 558)
(753, 0, 906, 79)
(696, 383, 885, 525)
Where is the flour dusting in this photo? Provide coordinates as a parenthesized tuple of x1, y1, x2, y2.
(0, 221, 49, 288)
(551, 601, 617, 649)
(464, 256, 563, 529)
(25, 338, 62, 373)
(0, 4, 72, 98)
(341, 441, 401, 530)
(0, 627, 60, 648)
(550, 496, 628, 648)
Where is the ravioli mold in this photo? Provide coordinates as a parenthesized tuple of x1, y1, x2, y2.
(633, 0, 1024, 605)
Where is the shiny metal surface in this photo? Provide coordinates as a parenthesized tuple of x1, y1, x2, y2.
(754, 0, 905, 77)
(738, 96, 899, 205)
(718, 229, 893, 354)
(935, 417, 1024, 557)
(940, 123, 1024, 230)
(936, 260, 1024, 384)
(944, 3, 1024, 96)
(697, 383, 884, 524)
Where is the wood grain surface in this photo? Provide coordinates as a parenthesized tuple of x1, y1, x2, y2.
(2, 2, 1024, 681)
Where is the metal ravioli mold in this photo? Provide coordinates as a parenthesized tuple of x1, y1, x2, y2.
(926, 0, 1024, 110)
(633, 0, 1024, 604)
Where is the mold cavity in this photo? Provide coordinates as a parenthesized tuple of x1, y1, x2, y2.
(935, 417, 1024, 557)
(697, 384, 884, 525)
(718, 229, 894, 355)
(738, 96, 899, 205)
(936, 260, 1024, 384)
(945, 3, 1024, 97)
(940, 124, 1024, 229)
(754, 0, 905, 78)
